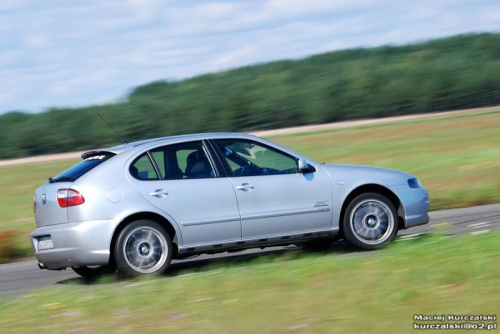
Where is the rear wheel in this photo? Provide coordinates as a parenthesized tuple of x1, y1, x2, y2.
(114, 220, 172, 277)
(343, 193, 398, 249)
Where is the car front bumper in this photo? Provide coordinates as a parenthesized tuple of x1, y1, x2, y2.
(389, 185, 431, 228)
(30, 219, 116, 270)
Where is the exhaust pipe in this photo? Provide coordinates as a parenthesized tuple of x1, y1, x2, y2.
(38, 262, 46, 270)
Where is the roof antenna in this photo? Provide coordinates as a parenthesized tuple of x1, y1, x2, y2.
(97, 112, 128, 144)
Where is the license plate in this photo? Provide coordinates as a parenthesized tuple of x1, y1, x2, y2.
(38, 236, 53, 250)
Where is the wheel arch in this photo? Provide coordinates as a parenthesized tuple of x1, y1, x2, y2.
(110, 212, 180, 264)
(338, 184, 405, 237)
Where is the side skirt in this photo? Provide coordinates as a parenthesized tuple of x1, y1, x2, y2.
(176, 228, 339, 256)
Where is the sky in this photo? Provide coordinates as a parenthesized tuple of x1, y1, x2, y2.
(1, 0, 499, 114)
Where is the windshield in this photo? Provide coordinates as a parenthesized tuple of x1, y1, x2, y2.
(50, 154, 114, 183)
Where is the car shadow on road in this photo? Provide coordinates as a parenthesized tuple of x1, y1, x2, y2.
(56, 235, 433, 286)
(164, 240, 356, 276)
(164, 233, 436, 276)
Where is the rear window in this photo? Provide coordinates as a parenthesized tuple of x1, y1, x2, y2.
(130, 153, 159, 180)
(51, 154, 114, 183)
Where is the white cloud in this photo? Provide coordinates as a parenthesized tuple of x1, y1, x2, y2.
(194, 2, 246, 19)
(263, 0, 375, 16)
(0, 51, 22, 66)
(0, 90, 16, 105)
(24, 35, 50, 48)
(213, 45, 255, 65)
(0, 0, 30, 11)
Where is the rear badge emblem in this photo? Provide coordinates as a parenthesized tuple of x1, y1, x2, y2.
(41, 194, 46, 205)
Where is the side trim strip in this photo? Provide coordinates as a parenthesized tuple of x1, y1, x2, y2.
(242, 207, 330, 221)
(181, 208, 330, 226)
(181, 216, 240, 227)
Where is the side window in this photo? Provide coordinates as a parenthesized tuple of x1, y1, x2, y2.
(214, 139, 299, 177)
(130, 154, 159, 180)
(151, 150, 165, 179)
(150, 141, 216, 180)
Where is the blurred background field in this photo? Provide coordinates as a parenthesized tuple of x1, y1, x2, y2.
(1, 232, 498, 334)
(0, 109, 499, 263)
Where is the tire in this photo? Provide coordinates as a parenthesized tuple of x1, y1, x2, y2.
(71, 265, 115, 278)
(343, 193, 398, 250)
(114, 220, 173, 277)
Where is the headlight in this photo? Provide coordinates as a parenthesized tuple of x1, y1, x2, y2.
(407, 178, 422, 188)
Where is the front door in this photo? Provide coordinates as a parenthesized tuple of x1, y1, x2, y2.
(212, 139, 333, 239)
(127, 140, 241, 246)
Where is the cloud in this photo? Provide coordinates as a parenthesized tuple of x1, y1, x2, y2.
(1, 0, 500, 114)
(0, 0, 30, 11)
(213, 46, 255, 66)
(24, 35, 50, 48)
(0, 51, 22, 66)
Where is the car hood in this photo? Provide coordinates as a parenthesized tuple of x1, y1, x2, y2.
(320, 163, 415, 186)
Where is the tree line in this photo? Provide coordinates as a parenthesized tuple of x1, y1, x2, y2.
(1, 33, 499, 159)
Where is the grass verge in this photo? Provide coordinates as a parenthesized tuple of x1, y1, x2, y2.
(1, 232, 499, 333)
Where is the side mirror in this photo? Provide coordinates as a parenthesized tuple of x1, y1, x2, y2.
(298, 159, 315, 173)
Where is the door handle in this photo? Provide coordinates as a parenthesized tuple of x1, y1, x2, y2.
(236, 183, 254, 191)
(150, 189, 168, 198)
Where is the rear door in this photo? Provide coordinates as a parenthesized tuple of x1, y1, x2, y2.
(127, 140, 242, 247)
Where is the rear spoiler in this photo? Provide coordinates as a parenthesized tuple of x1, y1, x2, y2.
(81, 143, 135, 160)
(81, 151, 116, 160)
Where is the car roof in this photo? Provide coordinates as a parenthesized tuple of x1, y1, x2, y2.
(83, 132, 261, 158)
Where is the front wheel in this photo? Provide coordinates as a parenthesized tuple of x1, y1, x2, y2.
(343, 193, 398, 250)
(114, 220, 173, 277)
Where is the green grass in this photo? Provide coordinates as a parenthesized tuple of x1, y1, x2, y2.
(0, 110, 499, 262)
(1, 232, 499, 334)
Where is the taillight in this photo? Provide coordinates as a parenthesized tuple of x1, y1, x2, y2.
(57, 189, 85, 207)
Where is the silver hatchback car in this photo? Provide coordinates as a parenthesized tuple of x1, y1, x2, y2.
(31, 133, 430, 277)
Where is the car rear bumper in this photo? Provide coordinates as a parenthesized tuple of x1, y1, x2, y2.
(30, 219, 116, 270)
(389, 186, 431, 229)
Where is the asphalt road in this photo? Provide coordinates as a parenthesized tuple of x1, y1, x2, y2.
(1, 204, 498, 298)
